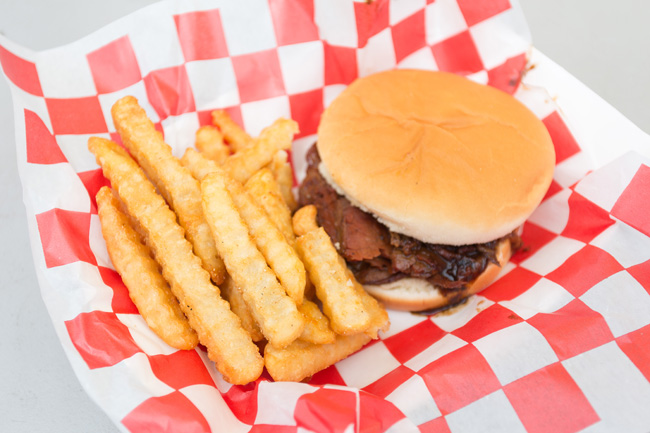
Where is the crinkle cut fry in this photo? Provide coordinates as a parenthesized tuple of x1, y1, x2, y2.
(195, 125, 230, 164)
(200, 170, 305, 348)
(181, 147, 220, 182)
(269, 149, 298, 212)
(111, 96, 226, 285)
(297, 299, 336, 345)
(211, 109, 254, 152)
(245, 167, 296, 247)
(222, 118, 298, 184)
(347, 267, 390, 339)
(183, 148, 306, 305)
(295, 226, 371, 335)
(292, 205, 390, 336)
(181, 149, 265, 339)
(96, 186, 198, 350)
(220, 275, 264, 342)
(88, 137, 263, 385)
(265, 333, 371, 382)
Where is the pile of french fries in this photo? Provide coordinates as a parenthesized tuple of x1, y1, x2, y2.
(90, 96, 389, 385)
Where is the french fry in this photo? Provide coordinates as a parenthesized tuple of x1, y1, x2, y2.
(226, 175, 306, 305)
(220, 275, 264, 342)
(292, 205, 329, 304)
(245, 167, 296, 246)
(112, 187, 148, 245)
(295, 228, 371, 335)
(195, 125, 230, 164)
(292, 204, 319, 237)
(96, 186, 198, 350)
(347, 268, 390, 339)
(222, 118, 298, 184)
(111, 96, 226, 285)
(201, 171, 305, 348)
(211, 109, 254, 152)
(270, 150, 298, 211)
(294, 205, 390, 337)
(183, 148, 306, 305)
(264, 333, 372, 382)
(293, 209, 371, 335)
(298, 300, 336, 345)
(181, 147, 219, 182)
(88, 137, 263, 385)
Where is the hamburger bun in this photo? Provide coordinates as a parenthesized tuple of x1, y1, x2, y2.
(317, 69, 555, 246)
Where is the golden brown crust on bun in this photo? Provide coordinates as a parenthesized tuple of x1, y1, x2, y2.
(317, 69, 555, 246)
(363, 237, 512, 311)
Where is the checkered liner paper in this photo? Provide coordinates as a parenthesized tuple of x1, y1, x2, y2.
(2, 0, 650, 432)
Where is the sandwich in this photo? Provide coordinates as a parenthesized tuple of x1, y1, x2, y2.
(298, 69, 555, 312)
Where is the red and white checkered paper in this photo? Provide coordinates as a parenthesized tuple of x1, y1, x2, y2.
(2, 0, 650, 432)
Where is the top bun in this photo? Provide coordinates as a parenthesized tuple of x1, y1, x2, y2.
(317, 69, 555, 245)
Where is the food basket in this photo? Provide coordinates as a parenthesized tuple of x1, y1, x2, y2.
(1, 0, 649, 431)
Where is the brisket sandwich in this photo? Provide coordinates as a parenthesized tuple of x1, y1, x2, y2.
(298, 69, 555, 312)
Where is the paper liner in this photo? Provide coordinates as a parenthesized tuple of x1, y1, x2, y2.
(2, 0, 650, 432)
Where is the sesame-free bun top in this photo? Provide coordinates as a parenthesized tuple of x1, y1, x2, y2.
(317, 69, 555, 245)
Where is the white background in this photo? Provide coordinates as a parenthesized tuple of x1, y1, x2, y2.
(0, 1, 648, 432)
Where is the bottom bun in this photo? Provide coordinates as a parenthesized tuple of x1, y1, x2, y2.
(363, 238, 512, 312)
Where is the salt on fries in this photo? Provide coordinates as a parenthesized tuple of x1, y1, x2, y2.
(111, 96, 227, 285)
(96, 187, 198, 350)
(88, 137, 263, 385)
(89, 97, 389, 385)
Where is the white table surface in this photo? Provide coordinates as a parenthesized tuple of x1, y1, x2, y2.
(1, 1, 648, 432)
